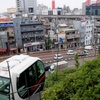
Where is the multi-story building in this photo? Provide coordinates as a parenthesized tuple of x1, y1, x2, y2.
(65, 29, 80, 48)
(0, 18, 17, 55)
(94, 21, 100, 44)
(16, 0, 37, 15)
(73, 19, 94, 46)
(13, 17, 45, 52)
(85, 3, 100, 15)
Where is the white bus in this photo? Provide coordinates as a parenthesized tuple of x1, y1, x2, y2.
(0, 54, 45, 100)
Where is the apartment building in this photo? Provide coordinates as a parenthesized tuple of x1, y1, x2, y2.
(16, 0, 37, 14)
(13, 17, 45, 52)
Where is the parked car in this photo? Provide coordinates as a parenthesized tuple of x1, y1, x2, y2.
(54, 54, 63, 60)
(67, 50, 74, 55)
(84, 46, 93, 50)
(96, 46, 98, 50)
(45, 64, 51, 71)
(78, 50, 88, 56)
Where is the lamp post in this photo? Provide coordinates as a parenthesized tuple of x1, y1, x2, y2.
(55, 16, 59, 80)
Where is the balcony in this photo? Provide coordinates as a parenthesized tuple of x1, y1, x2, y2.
(21, 27, 44, 32)
(8, 33, 14, 37)
(66, 34, 80, 39)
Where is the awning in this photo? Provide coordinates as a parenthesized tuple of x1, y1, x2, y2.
(10, 48, 17, 51)
(0, 49, 7, 52)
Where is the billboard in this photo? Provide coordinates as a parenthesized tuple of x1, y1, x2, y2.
(0, 18, 11, 22)
(0, 23, 13, 27)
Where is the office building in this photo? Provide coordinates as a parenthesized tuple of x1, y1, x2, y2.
(13, 17, 45, 52)
(16, 0, 37, 15)
(73, 18, 94, 46)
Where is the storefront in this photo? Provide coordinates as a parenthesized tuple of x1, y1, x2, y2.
(24, 42, 45, 52)
(0, 48, 7, 55)
(10, 48, 17, 54)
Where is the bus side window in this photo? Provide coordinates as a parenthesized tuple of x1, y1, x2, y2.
(17, 72, 28, 99)
(37, 60, 45, 78)
(28, 67, 36, 87)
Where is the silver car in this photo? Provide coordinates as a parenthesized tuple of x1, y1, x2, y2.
(54, 54, 63, 60)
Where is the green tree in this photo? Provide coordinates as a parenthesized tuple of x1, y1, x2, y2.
(42, 56, 100, 100)
(98, 46, 100, 55)
(74, 52, 80, 68)
(46, 34, 51, 50)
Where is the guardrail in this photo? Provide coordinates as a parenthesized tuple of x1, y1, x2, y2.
(43, 53, 98, 64)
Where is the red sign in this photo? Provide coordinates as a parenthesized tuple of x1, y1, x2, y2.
(0, 18, 11, 22)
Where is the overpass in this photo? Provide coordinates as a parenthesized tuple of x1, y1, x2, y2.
(37, 15, 100, 20)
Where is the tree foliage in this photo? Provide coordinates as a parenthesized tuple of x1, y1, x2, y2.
(74, 53, 80, 68)
(46, 34, 51, 50)
(42, 56, 100, 100)
(98, 46, 100, 55)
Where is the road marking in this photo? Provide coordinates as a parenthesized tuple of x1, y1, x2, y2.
(45, 61, 48, 63)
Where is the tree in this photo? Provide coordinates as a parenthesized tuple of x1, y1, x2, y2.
(98, 46, 100, 55)
(42, 56, 100, 100)
(74, 52, 80, 68)
(46, 34, 51, 50)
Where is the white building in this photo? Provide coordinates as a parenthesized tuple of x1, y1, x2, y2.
(73, 19, 94, 46)
(16, 0, 37, 15)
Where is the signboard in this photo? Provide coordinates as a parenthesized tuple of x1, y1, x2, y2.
(58, 30, 66, 34)
(0, 18, 11, 22)
(81, 16, 86, 22)
(0, 23, 13, 27)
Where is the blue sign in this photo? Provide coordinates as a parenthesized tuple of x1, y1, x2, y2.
(59, 38, 63, 43)
(0, 23, 13, 27)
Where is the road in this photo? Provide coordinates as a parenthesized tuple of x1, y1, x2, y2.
(0, 48, 98, 67)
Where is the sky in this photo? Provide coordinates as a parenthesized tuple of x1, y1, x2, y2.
(0, 0, 91, 13)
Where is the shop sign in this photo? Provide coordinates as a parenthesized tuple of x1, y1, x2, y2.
(24, 43, 32, 47)
(0, 23, 13, 27)
(0, 18, 11, 22)
(58, 30, 65, 34)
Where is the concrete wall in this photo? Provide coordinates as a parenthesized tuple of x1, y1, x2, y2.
(13, 18, 22, 49)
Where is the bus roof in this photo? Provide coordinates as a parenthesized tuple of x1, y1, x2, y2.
(0, 54, 41, 78)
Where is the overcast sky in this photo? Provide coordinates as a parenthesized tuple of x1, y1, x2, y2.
(0, 0, 93, 13)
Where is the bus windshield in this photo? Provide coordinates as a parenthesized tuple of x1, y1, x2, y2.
(0, 76, 10, 100)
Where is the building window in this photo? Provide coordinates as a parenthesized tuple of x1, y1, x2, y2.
(16, 23, 18, 27)
(17, 30, 19, 34)
(87, 21, 88, 24)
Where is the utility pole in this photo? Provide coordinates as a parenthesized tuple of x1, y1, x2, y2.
(55, 17, 59, 81)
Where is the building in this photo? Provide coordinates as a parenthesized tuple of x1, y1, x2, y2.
(7, 8, 16, 14)
(37, 4, 48, 15)
(52, 0, 55, 10)
(84, 0, 100, 15)
(94, 21, 100, 44)
(13, 17, 45, 52)
(65, 29, 80, 48)
(0, 18, 17, 55)
(16, 0, 37, 15)
(73, 19, 94, 46)
(82, 2, 86, 15)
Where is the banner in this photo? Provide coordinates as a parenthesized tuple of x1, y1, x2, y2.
(0, 18, 11, 22)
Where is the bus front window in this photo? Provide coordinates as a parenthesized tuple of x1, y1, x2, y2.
(0, 77, 10, 100)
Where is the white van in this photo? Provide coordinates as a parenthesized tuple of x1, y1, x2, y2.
(84, 46, 93, 50)
(49, 61, 68, 73)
